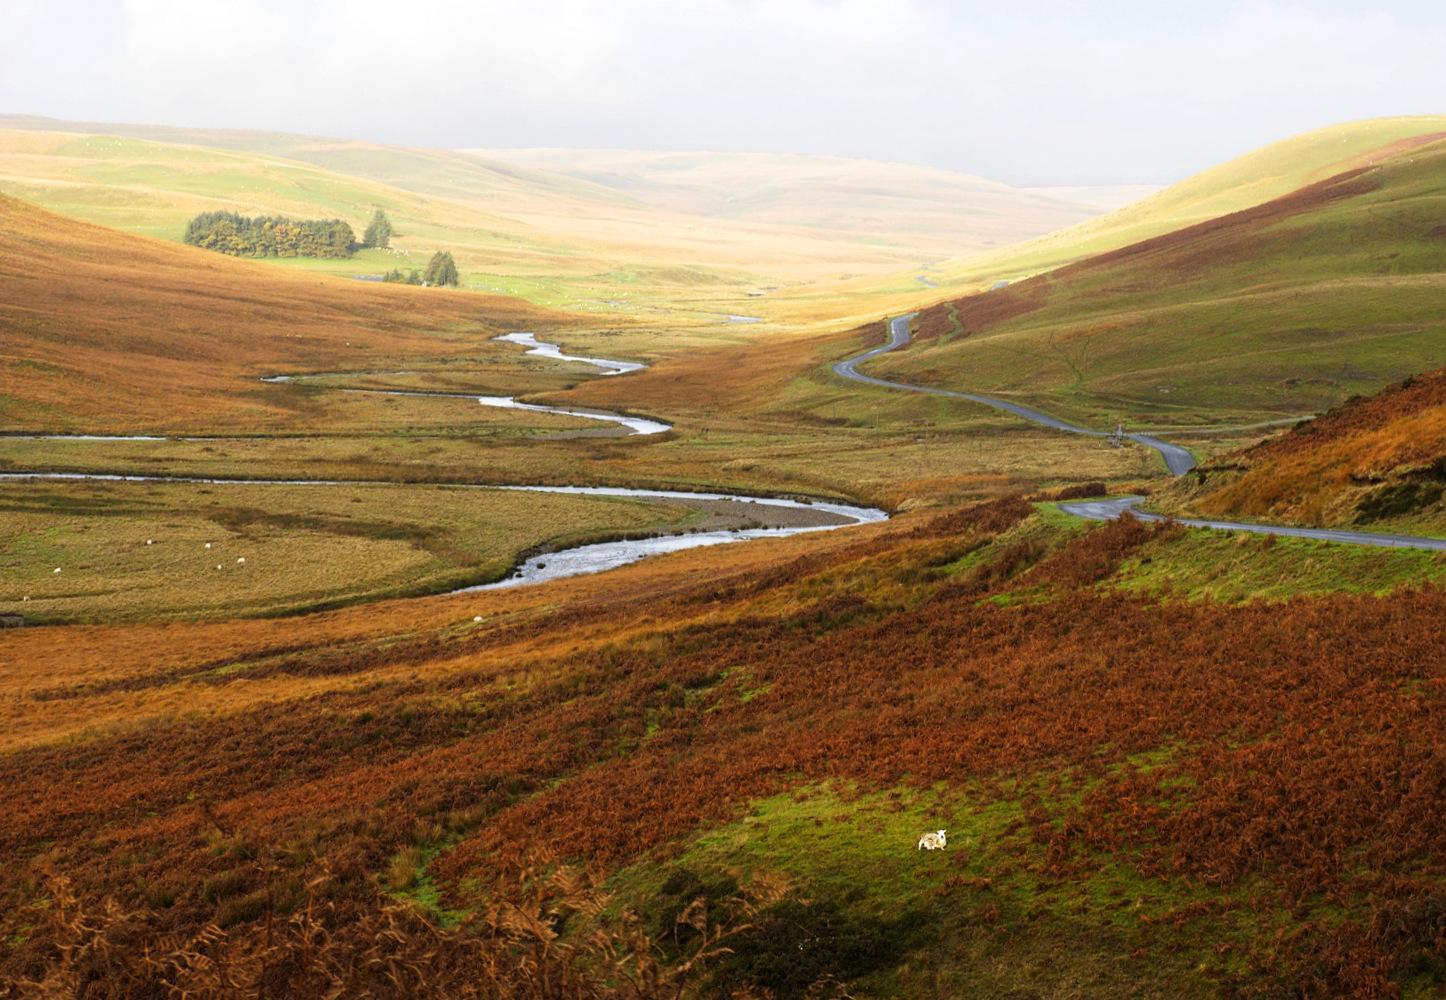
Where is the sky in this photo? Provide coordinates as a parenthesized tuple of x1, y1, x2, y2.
(2, 0, 1444, 186)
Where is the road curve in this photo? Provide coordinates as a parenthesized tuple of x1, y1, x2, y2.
(832, 314, 1197, 476)
(1061, 496, 1446, 551)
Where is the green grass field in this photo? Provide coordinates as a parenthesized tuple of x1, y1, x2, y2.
(0, 478, 694, 622)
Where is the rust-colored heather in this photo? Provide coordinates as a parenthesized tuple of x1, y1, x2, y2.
(912, 276, 1051, 345)
(1, 863, 778, 999)
(1198, 367, 1446, 522)
(4, 497, 1446, 996)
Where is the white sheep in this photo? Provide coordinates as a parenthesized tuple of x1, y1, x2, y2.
(53, 567, 61, 574)
(917, 829, 947, 851)
(205, 543, 212, 549)
(236, 557, 245, 564)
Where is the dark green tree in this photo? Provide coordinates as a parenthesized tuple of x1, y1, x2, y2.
(423, 251, 459, 287)
(361, 209, 393, 249)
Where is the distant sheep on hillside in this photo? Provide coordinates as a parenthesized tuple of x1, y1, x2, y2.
(917, 829, 947, 851)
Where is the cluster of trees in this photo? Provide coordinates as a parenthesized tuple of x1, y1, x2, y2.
(382, 251, 460, 288)
(182, 211, 357, 258)
(183, 207, 463, 287)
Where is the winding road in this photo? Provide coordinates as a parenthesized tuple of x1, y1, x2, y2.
(1061, 496, 1446, 551)
(833, 314, 1196, 476)
(836, 315, 1446, 553)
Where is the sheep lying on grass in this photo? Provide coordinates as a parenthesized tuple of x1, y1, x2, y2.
(917, 829, 947, 851)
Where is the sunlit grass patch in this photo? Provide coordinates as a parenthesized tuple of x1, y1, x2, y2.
(1113, 522, 1446, 602)
(604, 779, 1248, 998)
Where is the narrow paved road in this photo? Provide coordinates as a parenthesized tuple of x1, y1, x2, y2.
(1061, 496, 1446, 551)
(833, 314, 1197, 476)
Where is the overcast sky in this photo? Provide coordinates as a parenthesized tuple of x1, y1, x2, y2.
(2, 0, 1444, 185)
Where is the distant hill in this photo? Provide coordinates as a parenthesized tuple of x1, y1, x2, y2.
(856, 131, 1446, 430)
(808, 115, 1446, 315)
(0, 116, 1127, 324)
(463, 147, 1133, 256)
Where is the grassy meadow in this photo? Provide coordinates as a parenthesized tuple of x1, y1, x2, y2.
(0, 478, 698, 622)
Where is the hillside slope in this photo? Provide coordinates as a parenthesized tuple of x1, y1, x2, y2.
(777, 116, 1446, 325)
(9, 495, 1446, 996)
(856, 135, 1446, 431)
(1172, 366, 1446, 529)
(0, 192, 558, 432)
(934, 115, 1446, 289)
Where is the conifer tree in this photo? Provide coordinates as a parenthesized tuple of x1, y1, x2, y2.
(423, 251, 460, 287)
(361, 209, 392, 249)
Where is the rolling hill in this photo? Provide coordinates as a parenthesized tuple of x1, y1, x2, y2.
(768, 115, 1446, 326)
(0, 116, 1123, 325)
(0, 191, 563, 432)
(463, 147, 1136, 256)
(850, 132, 1446, 435)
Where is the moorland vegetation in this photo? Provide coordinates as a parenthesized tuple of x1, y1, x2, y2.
(7, 115, 1446, 999)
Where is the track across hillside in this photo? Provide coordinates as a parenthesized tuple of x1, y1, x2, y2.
(833, 314, 1197, 475)
(1061, 496, 1446, 551)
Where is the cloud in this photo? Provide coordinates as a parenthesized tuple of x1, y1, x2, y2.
(1, 0, 1443, 183)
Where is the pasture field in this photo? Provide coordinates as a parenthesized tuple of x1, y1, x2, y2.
(0, 478, 699, 623)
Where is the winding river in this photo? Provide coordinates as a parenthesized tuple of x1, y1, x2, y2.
(258, 334, 668, 436)
(4, 333, 886, 592)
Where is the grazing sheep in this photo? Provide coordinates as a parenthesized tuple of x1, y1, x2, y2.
(236, 557, 245, 564)
(53, 567, 61, 574)
(917, 829, 947, 851)
(205, 543, 212, 549)
(146, 539, 154, 545)
(215, 564, 222, 570)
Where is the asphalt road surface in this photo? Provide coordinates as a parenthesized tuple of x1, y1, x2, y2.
(1061, 496, 1446, 551)
(832, 314, 1196, 476)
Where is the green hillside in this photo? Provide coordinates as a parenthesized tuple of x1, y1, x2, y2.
(793, 116, 1446, 322)
(857, 133, 1446, 434)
